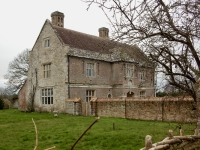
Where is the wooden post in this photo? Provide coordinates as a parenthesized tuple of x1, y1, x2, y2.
(180, 129, 184, 136)
(168, 130, 173, 139)
(113, 123, 115, 130)
(145, 135, 152, 149)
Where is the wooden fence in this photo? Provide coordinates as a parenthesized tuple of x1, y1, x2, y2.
(140, 128, 200, 150)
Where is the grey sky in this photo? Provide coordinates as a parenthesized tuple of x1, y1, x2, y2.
(0, 0, 108, 88)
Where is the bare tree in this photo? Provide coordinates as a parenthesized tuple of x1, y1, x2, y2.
(0, 87, 12, 99)
(84, 0, 200, 101)
(4, 49, 29, 93)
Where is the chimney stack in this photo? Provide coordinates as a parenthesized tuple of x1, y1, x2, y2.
(51, 11, 64, 27)
(99, 27, 109, 38)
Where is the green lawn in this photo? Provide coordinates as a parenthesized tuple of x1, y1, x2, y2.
(0, 109, 196, 150)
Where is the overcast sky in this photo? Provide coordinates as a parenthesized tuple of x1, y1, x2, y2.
(0, 0, 109, 88)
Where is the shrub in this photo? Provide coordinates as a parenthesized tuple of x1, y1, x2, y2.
(0, 97, 4, 109)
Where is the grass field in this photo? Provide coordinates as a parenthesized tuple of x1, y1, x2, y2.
(0, 109, 196, 150)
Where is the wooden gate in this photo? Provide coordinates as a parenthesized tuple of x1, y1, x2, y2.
(81, 102, 91, 116)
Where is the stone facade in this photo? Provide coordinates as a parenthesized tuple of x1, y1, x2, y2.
(18, 81, 27, 111)
(18, 11, 155, 113)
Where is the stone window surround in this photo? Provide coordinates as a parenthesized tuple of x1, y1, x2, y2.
(140, 91, 146, 97)
(41, 88, 53, 104)
(86, 62, 96, 77)
(139, 71, 145, 81)
(44, 37, 50, 48)
(126, 63, 134, 77)
(42, 63, 51, 78)
(86, 90, 95, 102)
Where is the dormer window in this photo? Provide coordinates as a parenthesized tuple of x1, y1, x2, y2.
(44, 39, 50, 47)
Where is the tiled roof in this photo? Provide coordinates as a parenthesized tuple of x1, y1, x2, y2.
(53, 26, 151, 64)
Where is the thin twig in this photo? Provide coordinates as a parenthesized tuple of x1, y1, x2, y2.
(32, 118, 38, 150)
(44, 146, 56, 150)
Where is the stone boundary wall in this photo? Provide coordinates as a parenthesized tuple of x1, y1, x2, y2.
(90, 97, 197, 122)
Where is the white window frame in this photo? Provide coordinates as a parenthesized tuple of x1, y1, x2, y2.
(139, 71, 145, 81)
(44, 39, 50, 47)
(86, 90, 95, 102)
(42, 64, 51, 78)
(86, 63, 95, 77)
(126, 64, 134, 77)
(41, 88, 53, 104)
(140, 91, 146, 97)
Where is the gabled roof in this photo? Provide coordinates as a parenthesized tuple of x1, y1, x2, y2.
(52, 24, 152, 65)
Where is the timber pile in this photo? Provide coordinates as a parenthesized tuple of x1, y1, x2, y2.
(140, 129, 200, 150)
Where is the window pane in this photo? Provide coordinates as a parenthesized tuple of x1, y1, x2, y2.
(45, 89, 47, 96)
(48, 97, 50, 104)
(48, 89, 51, 96)
(91, 70, 94, 76)
(45, 97, 47, 104)
(51, 97, 53, 104)
(92, 91, 94, 96)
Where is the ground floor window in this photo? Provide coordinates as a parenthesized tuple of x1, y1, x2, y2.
(140, 91, 146, 97)
(41, 88, 53, 104)
(86, 90, 95, 102)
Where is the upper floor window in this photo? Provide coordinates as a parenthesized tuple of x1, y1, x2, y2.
(86, 63, 95, 77)
(140, 91, 146, 97)
(41, 88, 53, 104)
(43, 64, 51, 78)
(139, 71, 145, 81)
(44, 39, 50, 47)
(126, 64, 134, 77)
(86, 90, 95, 102)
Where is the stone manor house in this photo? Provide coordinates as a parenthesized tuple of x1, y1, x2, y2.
(18, 11, 155, 113)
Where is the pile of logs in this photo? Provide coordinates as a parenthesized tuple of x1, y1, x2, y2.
(140, 128, 200, 150)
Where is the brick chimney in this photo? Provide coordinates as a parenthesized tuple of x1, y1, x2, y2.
(99, 27, 109, 38)
(51, 11, 65, 27)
